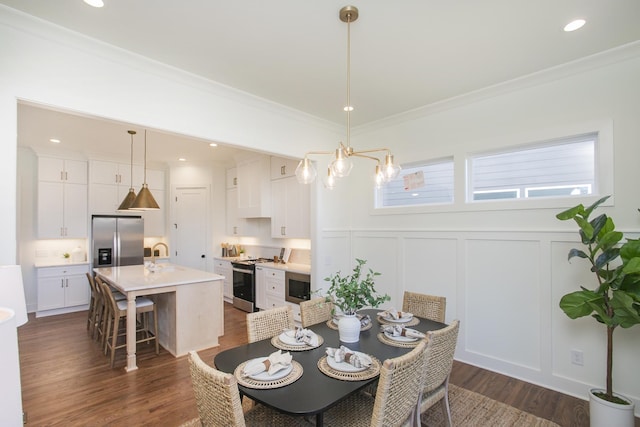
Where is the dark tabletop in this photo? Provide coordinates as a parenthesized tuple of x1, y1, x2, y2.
(213, 308, 447, 419)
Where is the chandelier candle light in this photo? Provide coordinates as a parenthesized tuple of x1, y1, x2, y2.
(295, 5, 401, 189)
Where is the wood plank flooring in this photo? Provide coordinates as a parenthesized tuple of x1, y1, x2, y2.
(16, 303, 637, 426)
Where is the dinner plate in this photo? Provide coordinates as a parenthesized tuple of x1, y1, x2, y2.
(381, 312, 413, 323)
(326, 353, 368, 372)
(279, 331, 306, 346)
(384, 330, 419, 342)
(246, 357, 293, 381)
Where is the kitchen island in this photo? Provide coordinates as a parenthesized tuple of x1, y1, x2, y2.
(94, 263, 224, 372)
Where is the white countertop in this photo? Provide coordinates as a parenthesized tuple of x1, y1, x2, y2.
(257, 262, 311, 275)
(94, 263, 223, 292)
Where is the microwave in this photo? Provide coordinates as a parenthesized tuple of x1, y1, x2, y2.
(285, 271, 311, 304)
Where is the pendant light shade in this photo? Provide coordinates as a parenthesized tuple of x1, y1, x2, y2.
(130, 130, 160, 210)
(117, 130, 138, 211)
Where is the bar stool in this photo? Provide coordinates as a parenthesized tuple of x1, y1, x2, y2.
(98, 279, 159, 368)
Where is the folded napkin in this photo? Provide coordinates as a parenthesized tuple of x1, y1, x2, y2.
(293, 327, 319, 346)
(242, 350, 292, 377)
(360, 314, 372, 328)
(378, 308, 412, 320)
(326, 345, 372, 369)
(381, 324, 426, 339)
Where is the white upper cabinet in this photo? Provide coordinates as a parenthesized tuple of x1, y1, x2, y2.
(236, 156, 271, 218)
(271, 176, 310, 239)
(37, 156, 88, 238)
(226, 188, 259, 237)
(270, 156, 300, 180)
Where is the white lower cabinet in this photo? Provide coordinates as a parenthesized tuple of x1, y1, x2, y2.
(255, 266, 266, 310)
(214, 259, 233, 302)
(262, 267, 285, 310)
(287, 302, 302, 325)
(36, 264, 90, 316)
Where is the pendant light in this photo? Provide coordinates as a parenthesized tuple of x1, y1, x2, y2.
(295, 5, 401, 188)
(130, 129, 160, 210)
(117, 130, 138, 211)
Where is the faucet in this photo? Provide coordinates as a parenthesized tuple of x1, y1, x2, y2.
(151, 242, 169, 264)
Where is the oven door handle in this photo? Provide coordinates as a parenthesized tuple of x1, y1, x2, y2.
(233, 267, 254, 275)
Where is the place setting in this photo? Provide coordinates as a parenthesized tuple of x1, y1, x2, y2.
(234, 349, 303, 389)
(376, 308, 420, 327)
(377, 324, 427, 348)
(271, 326, 324, 351)
(317, 345, 380, 381)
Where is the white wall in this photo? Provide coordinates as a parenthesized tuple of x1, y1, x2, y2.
(314, 44, 640, 412)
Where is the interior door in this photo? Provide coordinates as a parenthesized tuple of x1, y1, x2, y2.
(172, 187, 208, 271)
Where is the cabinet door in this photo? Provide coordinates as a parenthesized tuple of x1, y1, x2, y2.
(65, 273, 90, 306)
(271, 177, 310, 239)
(64, 159, 88, 184)
(90, 183, 119, 214)
(90, 160, 120, 185)
(37, 181, 64, 238)
(64, 183, 88, 238)
(145, 168, 165, 190)
(37, 276, 65, 311)
(237, 156, 271, 218)
(226, 168, 237, 189)
(255, 266, 266, 310)
(38, 157, 65, 182)
(270, 157, 300, 180)
(226, 188, 239, 236)
(214, 261, 233, 301)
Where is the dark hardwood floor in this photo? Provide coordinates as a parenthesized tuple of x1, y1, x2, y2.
(17, 303, 636, 426)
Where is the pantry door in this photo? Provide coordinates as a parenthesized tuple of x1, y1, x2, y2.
(172, 186, 209, 271)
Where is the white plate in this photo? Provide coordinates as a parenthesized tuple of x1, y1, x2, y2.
(384, 330, 419, 342)
(381, 312, 413, 323)
(279, 331, 306, 346)
(246, 357, 293, 381)
(327, 353, 368, 372)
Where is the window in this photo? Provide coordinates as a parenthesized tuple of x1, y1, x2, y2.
(375, 158, 454, 208)
(468, 133, 596, 202)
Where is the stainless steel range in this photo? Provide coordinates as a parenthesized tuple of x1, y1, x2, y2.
(231, 258, 271, 312)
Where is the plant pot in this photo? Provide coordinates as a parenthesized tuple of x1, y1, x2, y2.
(589, 388, 635, 427)
(338, 313, 360, 343)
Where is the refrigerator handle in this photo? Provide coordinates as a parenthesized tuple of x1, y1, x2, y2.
(114, 231, 120, 267)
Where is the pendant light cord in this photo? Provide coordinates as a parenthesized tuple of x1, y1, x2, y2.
(346, 11, 352, 151)
(143, 129, 148, 184)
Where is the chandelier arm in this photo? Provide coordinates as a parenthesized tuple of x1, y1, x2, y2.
(302, 150, 335, 157)
(350, 152, 382, 163)
(351, 147, 393, 155)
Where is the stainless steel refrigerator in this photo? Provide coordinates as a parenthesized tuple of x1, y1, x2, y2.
(91, 215, 144, 268)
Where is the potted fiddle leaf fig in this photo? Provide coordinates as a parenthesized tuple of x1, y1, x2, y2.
(556, 195, 640, 426)
(325, 258, 390, 343)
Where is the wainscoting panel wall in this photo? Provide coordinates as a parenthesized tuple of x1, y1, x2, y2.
(318, 228, 640, 411)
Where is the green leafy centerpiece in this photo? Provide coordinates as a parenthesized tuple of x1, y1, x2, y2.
(325, 258, 390, 342)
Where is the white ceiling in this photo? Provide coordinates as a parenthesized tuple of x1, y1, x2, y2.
(5, 0, 640, 164)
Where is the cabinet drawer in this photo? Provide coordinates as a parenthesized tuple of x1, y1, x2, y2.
(37, 264, 89, 278)
(264, 268, 285, 281)
(265, 279, 285, 297)
(265, 295, 286, 310)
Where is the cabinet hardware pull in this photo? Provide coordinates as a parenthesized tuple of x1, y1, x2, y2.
(60, 171, 64, 181)
(281, 165, 286, 175)
(65, 171, 68, 181)
(61, 279, 64, 288)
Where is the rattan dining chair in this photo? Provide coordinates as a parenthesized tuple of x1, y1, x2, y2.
(246, 305, 295, 343)
(415, 319, 460, 427)
(402, 291, 446, 323)
(180, 351, 309, 427)
(98, 278, 159, 368)
(299, 297, 333, 328)
(322, 340, 428, 427)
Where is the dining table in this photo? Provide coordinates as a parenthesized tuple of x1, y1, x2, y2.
(214, 308, 447, 426)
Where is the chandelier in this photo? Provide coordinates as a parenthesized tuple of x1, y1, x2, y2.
(295, 5, 401, 189)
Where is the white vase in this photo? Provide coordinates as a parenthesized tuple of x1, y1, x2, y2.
(338, 313, 360, 343)
(589, 388, 635, 427)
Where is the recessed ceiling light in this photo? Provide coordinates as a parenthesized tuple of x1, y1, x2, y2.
(209, 143, 218, 147)
(178, 158, 186, 162)
(83, 0, 104, 7)
(564, 19, 586, 32)
(49, 138, 61, 143)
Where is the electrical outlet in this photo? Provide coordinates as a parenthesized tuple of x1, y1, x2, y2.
(571, 349, 584, 366)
